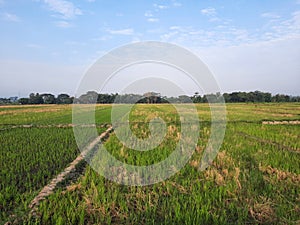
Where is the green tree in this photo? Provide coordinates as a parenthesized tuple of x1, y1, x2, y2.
(18, 98, 29, 105)
(57, 94, 73, 104)
(29, 93, 44, 104)
(41, 94, 55, 104)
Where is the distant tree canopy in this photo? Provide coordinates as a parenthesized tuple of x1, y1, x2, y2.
(0, 90, 299, 105)
(10, 93, 74, 105)
(222, 91, 272, 103)
(56, 94, 73, 104)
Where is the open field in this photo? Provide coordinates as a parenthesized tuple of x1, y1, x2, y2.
(0, 103, 299, 224)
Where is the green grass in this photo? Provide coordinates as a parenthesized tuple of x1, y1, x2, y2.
(0, 105, 112, 223)
(0, 103, 299, 224)
(0, 127, 80, 223)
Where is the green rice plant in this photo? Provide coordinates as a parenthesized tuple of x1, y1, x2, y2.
(1, 103, 299, 224)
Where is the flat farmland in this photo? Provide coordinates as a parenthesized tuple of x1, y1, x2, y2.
(0, 103, 299, 224)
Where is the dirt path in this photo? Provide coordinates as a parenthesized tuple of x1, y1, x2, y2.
(0, 123, 109, 131)
(28, 126, 113, 216)
(262, 120, 300, 125)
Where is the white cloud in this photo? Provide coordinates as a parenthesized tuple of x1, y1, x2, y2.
(147, 18, 159, 23)
(153, 4, 168, 10)
(86, 0, 95, 2)
(209, 17, 221, 22)
(158, 11, 300, 95)
(160, 31, 178, 42)
(201, 7, 216, 16)
(1, 12, 21, 22)
(91, 36, 112, 41)
(55, 20, 72, 28)
(145, 10, 159, 22)
(116, 13, 123, 17)
(144, 11, 153, 17)
(261, 12, 280, 19)
(108, 28, 134, 35)
(161, 10, 300, 48)
(173, 2, 182, 7)
(27, 44, 43, 49)
(200, 7, 220, 22)
(169, 26, 180, 30)
(42, 0, 82, 19)
(269, 10, 300, 39)
(197, 37, 300, 95)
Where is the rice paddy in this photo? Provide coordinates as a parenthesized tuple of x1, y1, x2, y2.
(0, 103, 299, 224)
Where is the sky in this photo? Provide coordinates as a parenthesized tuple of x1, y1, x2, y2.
(0, 0, 300, 97)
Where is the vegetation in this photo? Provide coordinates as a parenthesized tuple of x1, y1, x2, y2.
(1, 90, 300, 105)
(0, 127, 79, 223)
(0, 103, 299, 224)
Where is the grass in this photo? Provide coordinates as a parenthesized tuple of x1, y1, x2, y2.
(0, 103, 299, 224)
(0, 127, 79, 222)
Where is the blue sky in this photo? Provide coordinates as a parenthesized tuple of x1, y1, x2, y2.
(1, 0, 300, 97)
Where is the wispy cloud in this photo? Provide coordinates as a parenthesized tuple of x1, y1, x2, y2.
(144, 11, 153, 17)
(197, 37, 300, 96)
(145, 10, 159, 22)
(1, 12, 21, 22)
(209, 17, 221, 22)
(147, 18, 159, 22)
(54, 20, 72, 28)
(261, 12, 280, 19)
(200, 7, 220, 22)
(42, 0, 82, 19)
(91, 36, 112, 41)
(160, 9, 300, 48)
(173, 2, 182, 7)
(201, 7, 216, 16)
(160, 25, 252, 47)
(268, 10, 300, 40)
(153, 3, 168, 10)
(108, 28, 134, 35)
(27, 44, 43, 49)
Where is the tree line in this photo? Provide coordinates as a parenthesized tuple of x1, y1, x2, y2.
(1, 91, 300, 105)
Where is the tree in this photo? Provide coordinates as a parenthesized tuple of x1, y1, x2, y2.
(223, 93, 230, 102)
(192, 92, 202, 103)
(142, 92, 161, 104)
(29, 93, 44, 104)
(77, 91, 98, 104)
(272, 94, 290, 102)
(178, 95, 191, 103)
(18, 98, 29, 105)
(41, 94, 55, 104)
(291, 96, 300, 102)
(57, 94, 72, 104)
(97, 93, 117, 104)
(0, 98, 11, 104)
(204, 93, 223, 103)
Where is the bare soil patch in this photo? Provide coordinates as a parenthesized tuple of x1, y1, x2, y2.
(259, 164, 300, 183)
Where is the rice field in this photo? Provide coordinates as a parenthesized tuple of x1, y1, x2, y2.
(0, 103, 299, 224)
